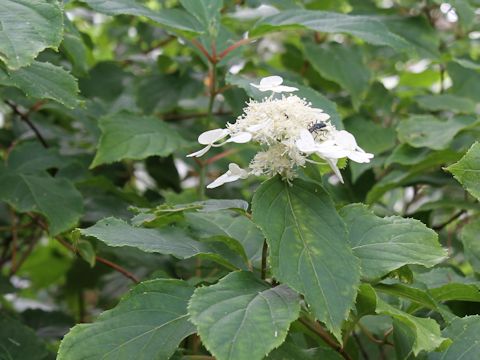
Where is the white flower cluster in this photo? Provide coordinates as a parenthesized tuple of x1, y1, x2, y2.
(188, 76, 373, 188)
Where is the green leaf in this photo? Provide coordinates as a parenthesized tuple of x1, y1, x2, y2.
(185, 210, 264, 265)
(386, 144, 461, 167)
(58, 279, 195, 360)
(226, 74, 342, 129)
(416, 94, 476, 113)
(0, 316, 49, 360)
(251, 10, 410, 50)
(0, 164, 83, 235)
(428, 316, 480, 360)
(460, 219, 480, 273)
(429, 283, 480, 303)
(91, 112, 187, 168)
(267, 339, 343, 360)
(61, 18, 91, 75)
(447, 62, 480, 102)
(397, 115, 477, 150)
(340, 204, 446, 280)
(188, 271, 300, 360)
(344, 117, 396, 155)
(446, 142, 480, 201)
(252, 177, 360, 342)
(180, 0, 223, 35)
(304, 43, 371, 109)
(0, 61, 81, 108)
(76, 239, 96, 267)
(0, 0, 63, 70)
(81, 0, 202, 33)
(80, 217, 247, 270)
(375, 294, 449, 355)
(6, 142, 64, 172)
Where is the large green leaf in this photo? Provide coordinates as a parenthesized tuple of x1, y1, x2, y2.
(79, 217, 247, 270)
(0, 0, 63, 69)
(252, 177, 360, 341)
(304, 43, 371, 109)
(340, 204, 446, 280)
(185, 210, 264, 265)
(416, 94, 476, 114)
(397, 115, 477, 150)
(180, 0, 223, 35)
(446, 142, 480, 200)
(460, 219, 480, 273)
(81, 0, 202, 33)
(58, 279, 195, 360)
(447, 62, 480, 102)
(0, 61, 80, 108)
(251, 10, 410, 50)
(0, 164, 83, 235)
(188, 271, 300, 360)
(429, 316, 480, 360)
(91, 112, 187, 168)
(0, 316, 49, 360)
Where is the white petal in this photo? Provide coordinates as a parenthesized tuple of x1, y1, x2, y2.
(206, 164, 248, 188)
(316, 112, 331, 121)
(247, 122, 268, 132)
(315, 141, 350, 159)
(296, 129, 317, 153)
(325, 158, 344, 183)
(260, 75, 283, 87)
(334, 130, 357, 150)
(347, 150, 374, 163)
(227, 132, 252, 144)
(270, 85, 298, 93)
(227, 163, 249, 178)
(187, 145, 211, 157)
(206, 173, 231, 188)
(198, 128, 229, 145)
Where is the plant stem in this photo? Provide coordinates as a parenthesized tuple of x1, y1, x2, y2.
(5, 100, 49, 148)
(261, 240, 268, 280)
(299, 317, 352, 360)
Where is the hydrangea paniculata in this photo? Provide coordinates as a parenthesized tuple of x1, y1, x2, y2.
(187, 76, 373, 188)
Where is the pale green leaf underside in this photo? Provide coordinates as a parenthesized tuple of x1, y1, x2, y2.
(81, 0, 202, 33)
(0, 165, 83, 235)
(340, 204, 446, 280)
(188, 271, 301, 360)
(58, 279, 195, 360)
(91, 112, 187, 167)
(252, 177, 360, 342)
(80, 217, 247, 269)
(251, 10, 410, 50)
(446, 142, 480, 201)
(0, 0, 63, 69)
(0, 61, 80, 108)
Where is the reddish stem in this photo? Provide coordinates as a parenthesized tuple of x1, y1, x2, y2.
(218, 38, 251, 60)
(191, 39, 215, 63)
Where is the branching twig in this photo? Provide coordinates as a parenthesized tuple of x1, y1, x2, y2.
(5, 100, 49, 148)
(432, 210, 466, 231)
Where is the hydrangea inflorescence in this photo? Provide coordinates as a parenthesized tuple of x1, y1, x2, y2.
(188, 76, 373, 188)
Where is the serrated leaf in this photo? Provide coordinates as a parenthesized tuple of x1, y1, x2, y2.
(251, 10, 410, 50)
(0, 61, 80, 108)
(0, 0, 63, 69)
(340, 204, 446, 280)
(446, 142, 480, 200)
(188, 271, 300, 360)
(76, 239, 96, 267)
(397, 115, 477, 150)
(428, 316, 480, 360)
(180, 0, 223, 35)
(304, 43, 371, 109)
(416, 94, 476, 113)
(460, 219, 480, 273)
(185, 210, 264, 265)
(0, 316, 49, 360)
(91, 112, 187, 168)
(81, 0, 202, 33)
(252, 177, 360, 342)
(80, 217, 247, 270)
(0, 164, 83, 235)
(58, 279, 195, 360)
(6, 142, 64, 172)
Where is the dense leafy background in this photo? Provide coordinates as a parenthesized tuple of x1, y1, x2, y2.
(0, 0, 479, 359)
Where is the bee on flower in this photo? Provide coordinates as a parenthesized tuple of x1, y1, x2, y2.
(187, 76, 373, 188)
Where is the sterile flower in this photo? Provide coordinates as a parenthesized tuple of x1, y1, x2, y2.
(206, 163, 249, 189)
(250, 75, 298, 93)
(187, 75, 374, 188)
(187, 128, 252, 157)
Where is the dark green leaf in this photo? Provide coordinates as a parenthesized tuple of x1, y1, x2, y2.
(416, 94, 476, 113)
(446, 142, 480, 201)
(252, 177, 360, 341)
(340, 204, 446, 280)
(460, 219, 480, 273)
(0, 0, 63, 69)
(58, 279, 195, 360)
(91, 112, 187, 168)
(188, 271, 300, 360)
